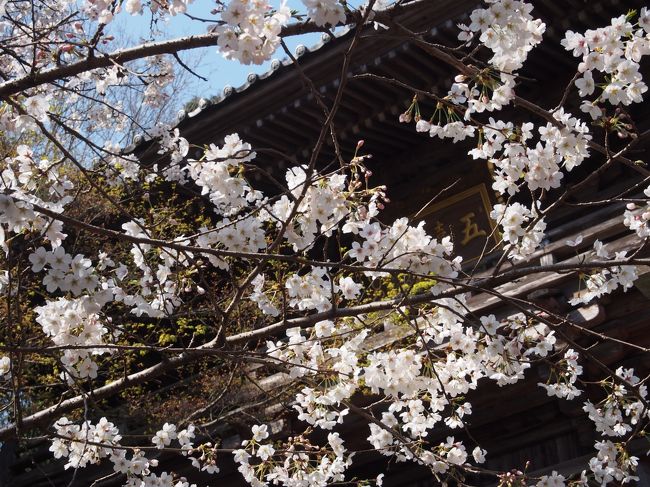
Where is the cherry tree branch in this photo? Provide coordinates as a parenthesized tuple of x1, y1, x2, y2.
(0, 1, 424, 98)
(0, 229, 645, 441)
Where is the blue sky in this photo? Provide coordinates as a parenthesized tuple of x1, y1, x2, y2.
(113, 1, 330, 107)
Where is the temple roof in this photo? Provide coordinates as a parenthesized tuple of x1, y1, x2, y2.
(134, 0, 648, 164)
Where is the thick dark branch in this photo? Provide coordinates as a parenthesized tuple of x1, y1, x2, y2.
(0, 233, 646, 441)
(25, 199, 650, 281)
(0, 24, 311, 97)
(0, 1, 423, 98)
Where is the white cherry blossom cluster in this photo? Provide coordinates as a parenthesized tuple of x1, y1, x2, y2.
(50, 416, 123, 469)
(481, 322, 556, 386)
(215, 0, 291, 65)
(34, 296, 116, 381)
(471, 111, 591, 197)
(415, 118, 476, 142)
(234, 425, 353, 487)
(29, 246, 99, 295)
(0, 194, 68, 254)
(490, 202, 546, 260)
(538, 348, 583, 400)
(294, 384, 353, 431)
(152, 422, 178, 448)
(402, 70, 517, 140)
(623, 187, 650, 238)
(0, 195, 38, 254)
(344, 217, 461, 287)
(113, 134, 379, 319)
(350, 317, 556, 467)
(0, 144, 77, 251)
(285, 268, 333, 312)
(203, 216, 267, 258)
(535, 471, 566, 487)
(538, 110, 592, 173)
(265, 322, 369, 430)
(118, 232, 189, 318)
(82, 0, 117, 24)
(562, 8, 650, 117)
(408, 93, 591, 247)
(186, 133, 259, 215)
(267, 303, 559, 471)
(266, 165, 350, 251)
(115, 446, 204, 487)
(250, 274, 280, 316)
(371, 403, 447, 461)
(0, 2, 84, 86)
(152, 125, 190, 167)
(267, 326, 317, 379)
(453, 73, 516, 118)
(143, 56, 176, 107)
(418, 296, 475, 348)
(14, 93, 51, 131)
(458, 0, 545, 73)
(0, 355, 10, 377)
(150, 423, 217, 475)
(436, 436, 468, 470)
(93, 65, 128, 96)
(102, 143, 142, 184)
(301, 0, 346, 28)
(2, 145, 63, 195)
(123, 0, 193, 17)
(193, 226, 228, 271)
(293, 331, 366, 428)
(569, 240, 637, 305)
(588, 440, 639, 485)
(1, 23, 38, 92)
(583, 367, 647, 438)
(367, 431, 479, 473)
(266, 322, 364, 429)
(431, 311, 554, 391)
(409, 110, 591, 262)
(51, 416, 206, 486)
(364, 349, 427, 398)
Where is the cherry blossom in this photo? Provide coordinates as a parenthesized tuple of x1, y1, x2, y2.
(0, 1, 646, 486)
